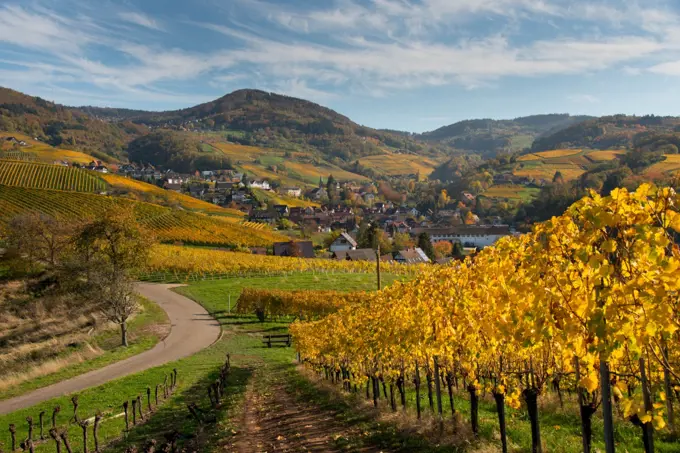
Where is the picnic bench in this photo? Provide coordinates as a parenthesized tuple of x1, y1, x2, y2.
(262, 334, 292, 348)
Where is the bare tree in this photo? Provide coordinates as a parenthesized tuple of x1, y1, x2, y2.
(5, 213, 75, 268)
(95, 274, 137, 347)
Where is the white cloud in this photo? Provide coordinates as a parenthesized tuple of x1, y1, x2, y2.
(118, 12, 164, 31)
(568, 94, 600, 104)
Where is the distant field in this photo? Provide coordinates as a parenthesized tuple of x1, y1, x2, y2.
(0, 186, 286, 248)
(284, 161, 368, 183)
(0, 133, 101, 164)
(482, 185, 540, 201)
(0, 160, 106, 192)
(359, 153, 442, 177)
(646, 154, 680, 175)
(587, 150, 626, 162)
(207, 142, 275, 162)
(514, 164, 585, 181)
(514, 149, 625, 182)
(518, 149, 583, 161)
(251, 188, 319, 208)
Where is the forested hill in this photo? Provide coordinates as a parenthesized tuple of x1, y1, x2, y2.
(79, 89, 452, 161)
(418, 114, 594, 156)
(530, 115, 680, 152)
(0, 87, 146, 158)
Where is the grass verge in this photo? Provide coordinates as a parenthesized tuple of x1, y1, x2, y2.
(0, 297, 169, 402)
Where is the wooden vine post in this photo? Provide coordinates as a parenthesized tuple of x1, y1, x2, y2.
(49, 429, 61, 453)
(38, 412, 45, 440)
(433, 356, 444, 432)
(79, 420, 90, 453)
(639, 358, 654, 453)
(93, 413, 102, 453)
(51, 407, 60, 429)
(414, 361, 422, 420)
(9, 424, 16, 452)
(123, 401, 130, 431)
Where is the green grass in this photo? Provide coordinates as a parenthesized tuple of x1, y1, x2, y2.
(0, 297, 169, 402)
(174, 273, 404, 313)
(4, 272, 674, 453)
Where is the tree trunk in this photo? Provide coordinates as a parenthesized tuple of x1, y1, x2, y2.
(467, 384, 479, 437)
(494, 392, 508, 453)
(121, 321, 128, 347)
(579, 403, 596, 453)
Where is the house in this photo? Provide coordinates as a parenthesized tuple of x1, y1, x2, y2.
(248, 180, 271, 190)
(412, 226, 512, 249)
(250, 210, 279, 223)
(189, 186, 205, 197)
(250, 247, 267, 255)
(86, 161, 109, 173)
(329, 232, 358, 253)
(307, 187, 328, 201)
(333, 249, 378, 262)
(273, 205, 289, 217)
(164, 182, 182, 192)
(274, 241, 315, 258)
(201, 170, 215, 178)
(215, 181, 234, 192)
(461, 192, 476, 202)
(282, 187, 302, 198)
(395, 248, 431, 264)
(408, 208, 421, 217)
(363, 193, 376, 203)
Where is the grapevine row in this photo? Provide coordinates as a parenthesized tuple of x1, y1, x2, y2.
(291, 184, 680, 453)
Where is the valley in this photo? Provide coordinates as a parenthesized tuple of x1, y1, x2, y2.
(2, 84, 680, 453)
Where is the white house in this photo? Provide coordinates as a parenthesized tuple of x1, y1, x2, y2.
(282, 187, 302, 198)
(248, 180, 271, 190)
(415, 226, 512, 249)
(330, 232, 358, 253)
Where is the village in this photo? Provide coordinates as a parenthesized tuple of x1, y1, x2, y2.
(111, 162, 515, 264)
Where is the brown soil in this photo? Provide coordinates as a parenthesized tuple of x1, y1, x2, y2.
(226, 370, 384, 453)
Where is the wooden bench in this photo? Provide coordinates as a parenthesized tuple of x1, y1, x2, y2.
(262, 334, 292, 348)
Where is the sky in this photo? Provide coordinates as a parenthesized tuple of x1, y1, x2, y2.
(2, 0, 680, 132)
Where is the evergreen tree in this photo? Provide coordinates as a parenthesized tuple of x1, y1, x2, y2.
(417, 232, 436, 261)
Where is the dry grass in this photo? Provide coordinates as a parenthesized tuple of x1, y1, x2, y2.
(514, 166, 585, 181)
(646, 154, 680, 175)
(532, 149, 583, 159)
(587, 150, 626, 162)
(359, 153, 442, 176)
(0, 344, 103, 393)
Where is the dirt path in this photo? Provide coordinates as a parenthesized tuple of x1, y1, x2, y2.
(0, 283, 220, 415)
(226, 369, 384, 453)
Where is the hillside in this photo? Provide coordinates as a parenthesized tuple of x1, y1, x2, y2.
(419, 114, 594, 156)
(83, 89, 451, 163)
(531, 115, 680, 152)
(0, 87, 145, 160)
(0, 185, 285, 248)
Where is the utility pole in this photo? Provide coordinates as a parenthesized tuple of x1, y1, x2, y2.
(376, 243, 382, 291)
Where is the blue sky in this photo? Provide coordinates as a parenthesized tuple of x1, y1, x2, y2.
(1, 0, 680, 132)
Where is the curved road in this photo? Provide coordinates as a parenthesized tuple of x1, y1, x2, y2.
(0, 283, 221, 415)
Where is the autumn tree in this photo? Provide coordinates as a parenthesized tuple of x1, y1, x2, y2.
(433, 241, 453, 259)
(76, 208, 154, 347)
(4, 213, 76, 269)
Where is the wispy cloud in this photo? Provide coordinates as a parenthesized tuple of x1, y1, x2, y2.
(2, 0, 680, 110)
(118, 12, 164, 31)
(568, 94, 600, 104)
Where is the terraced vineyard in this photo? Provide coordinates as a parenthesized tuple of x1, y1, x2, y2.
(0, 186, 287, 248)
(102, 173, 245, 217)
(0, 133, 101, 164)
(0, 160, 107, 192)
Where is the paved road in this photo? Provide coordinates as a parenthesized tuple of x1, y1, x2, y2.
(0, 283, 221, 415)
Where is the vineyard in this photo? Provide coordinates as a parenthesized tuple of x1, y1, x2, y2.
(291, 184, 680, 453)
(101, 173, 245, 217)
(0, 133, 101, 165)
(0, 161, 107, 192)
(142, 244, 426, 280)
(0, 186, 287, 248)
(236, 288, 360, 319)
